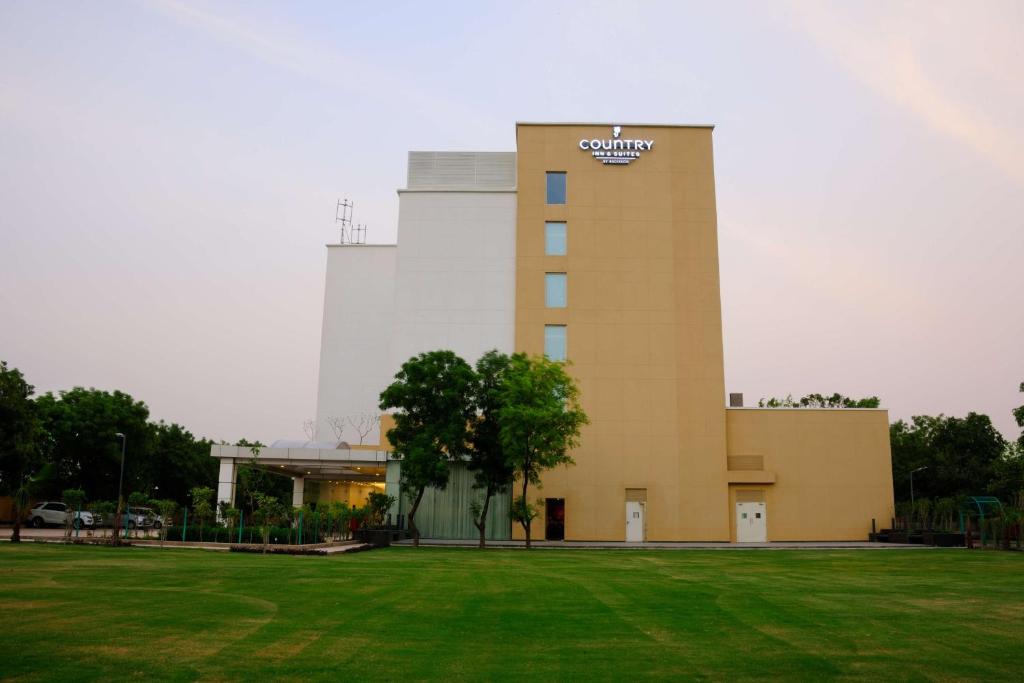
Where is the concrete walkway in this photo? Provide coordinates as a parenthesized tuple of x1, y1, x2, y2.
(1, 526, 160, 542)
(395, 538, 928, 550)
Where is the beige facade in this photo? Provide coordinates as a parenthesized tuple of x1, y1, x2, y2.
(511, 123, 894, 542)
(725, 408, 894, 541)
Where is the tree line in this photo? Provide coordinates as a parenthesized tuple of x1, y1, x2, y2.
(0, 360, 289, 542)
(379, 349, 588, 548)
(890, 399, 1023, 505)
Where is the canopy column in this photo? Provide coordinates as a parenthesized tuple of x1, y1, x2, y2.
(216, 459, 237, 520)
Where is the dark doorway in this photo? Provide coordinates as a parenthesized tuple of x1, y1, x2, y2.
(545, 498, 565, 541)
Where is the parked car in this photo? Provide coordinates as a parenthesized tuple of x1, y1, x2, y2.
(131, 506, 163, 530)
(26, 502, 95, 529)
(89, 507, 153, 529)
(120, 509, 150, 532)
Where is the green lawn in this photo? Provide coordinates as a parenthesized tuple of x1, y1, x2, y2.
(1, 545, 1022, 681)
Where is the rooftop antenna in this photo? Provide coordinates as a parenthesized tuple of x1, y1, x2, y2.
(335, 198, 367, 244)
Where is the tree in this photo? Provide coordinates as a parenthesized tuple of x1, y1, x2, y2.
(253, 492, 287, 553)
(327, 413, 381, 446)
(0, 361, 51, 543)
(91, 500, 116, 538)
(62, 488, 87, 539)
(499, 354, 588, 548)
(467, 350, 515, 548)
(219, 501, 240, 542)
(156, 499, 177, 546)
(302, 419, 317, 442)
(127, 491, 149, 538)
(234, 440, 290, 517)
(365, 491, 396, 527)
(34, 388, 152, 501)
(328, 501, 351, 540)
(347, 413, 381, 445)
(990, 441, 1024, 503)
(1015, 382, 1024, 446)
(190, 486, 214, 542)
(758, 393, 880, 408)
(379, 350, 476, 547)
(890, 413, 1008, 501)
(149, 421, 217, 506)
(1002, 380, 1024, 504)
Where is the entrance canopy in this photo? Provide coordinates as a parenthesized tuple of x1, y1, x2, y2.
(210, 443, 389, 508)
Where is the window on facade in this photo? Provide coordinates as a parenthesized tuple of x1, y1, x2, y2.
(544, 325, 567, 361)
(546, 172, 566, 204)
(545, 273, 567, 308)
(545, 222, 567, 255)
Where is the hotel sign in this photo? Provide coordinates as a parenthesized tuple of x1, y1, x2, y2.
(579, 126, 653, 165)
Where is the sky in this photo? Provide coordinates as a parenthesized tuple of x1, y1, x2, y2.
(1, 0, 1022, 444)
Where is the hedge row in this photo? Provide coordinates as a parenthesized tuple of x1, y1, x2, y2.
(164, 525, 329, 545)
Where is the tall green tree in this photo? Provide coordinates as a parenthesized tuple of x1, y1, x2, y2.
(149, 421, 218, 506)
(379, 350, 476, 547)
(758, 393, 880, 408)
(1014, 382, 1024, 450)
(467, 350, 515, 548)
(890, 413, 1007, 501)
(499, 354, 588, 548)
(0, 361, 52, 543)
(34, 388, 152, 501)
(992, 381, 1024, 503)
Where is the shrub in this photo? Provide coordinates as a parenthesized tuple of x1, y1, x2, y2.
(164, 525, 324, 545)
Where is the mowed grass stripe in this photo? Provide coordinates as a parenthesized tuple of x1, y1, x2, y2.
(0, 545, 1021, 681)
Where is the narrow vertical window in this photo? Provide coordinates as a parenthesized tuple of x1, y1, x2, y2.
(546, 172, 566, 204)
(545, 222, 567, 255)
(545, 273, 567, 308)
(544, 325, 567, 361)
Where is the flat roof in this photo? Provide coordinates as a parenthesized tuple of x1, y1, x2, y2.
(516, 121, 715, 129)
(725, 407, 887, 412)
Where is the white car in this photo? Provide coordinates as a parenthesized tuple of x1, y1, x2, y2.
(27, 502, 95, 529)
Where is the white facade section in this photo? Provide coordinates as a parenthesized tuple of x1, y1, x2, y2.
(391, 190, 516, 372)
(314, 245, 396, 443)
(314, 152, 517, 445)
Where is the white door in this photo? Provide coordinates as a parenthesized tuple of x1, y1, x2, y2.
(625, 501, 644, 542)
(736, 502, 767, 543)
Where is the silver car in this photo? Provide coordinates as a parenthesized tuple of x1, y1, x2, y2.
(131, 506, 164, 530)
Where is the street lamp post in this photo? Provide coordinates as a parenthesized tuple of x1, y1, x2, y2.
(116, 432, 127, 505)
(114, 433, 126, 543)
(913, 464, 929, 507)
(910, 466, 927, 508)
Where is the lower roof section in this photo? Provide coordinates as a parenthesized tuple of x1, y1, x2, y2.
(210, 444, 388, 482)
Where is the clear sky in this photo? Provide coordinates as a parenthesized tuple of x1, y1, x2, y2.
(1, 0, 1021, 444)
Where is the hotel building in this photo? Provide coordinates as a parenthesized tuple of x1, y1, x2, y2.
(211, 123, 894, 543)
